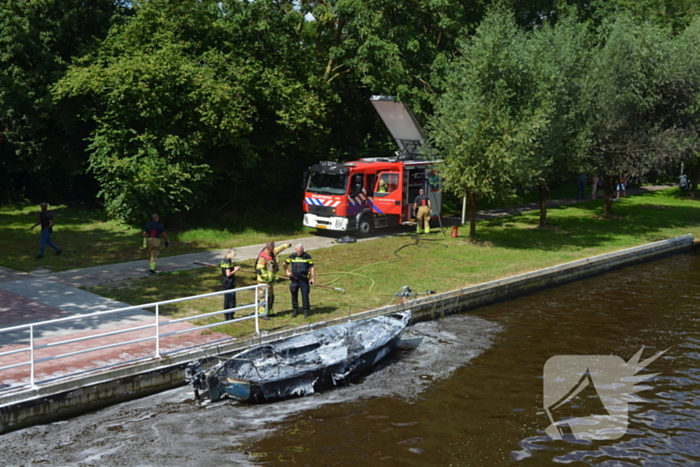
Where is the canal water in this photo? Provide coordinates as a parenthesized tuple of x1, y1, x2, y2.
(4, 251, 700, 466)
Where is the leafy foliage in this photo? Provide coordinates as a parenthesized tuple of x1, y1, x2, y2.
(54, 0, 326, 224)
(4, 0, 700, 233)
(524, 12, 591, 225)
(0, 0, 117, 202)
(429, 6, 545, 238)
(577, 14, 676, 216)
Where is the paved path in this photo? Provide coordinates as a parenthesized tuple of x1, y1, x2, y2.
(38, 234, 380, 288)
(0, 184, 674, 390)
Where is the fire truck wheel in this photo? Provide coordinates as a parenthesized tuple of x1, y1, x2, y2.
(358, 214, 374, 237)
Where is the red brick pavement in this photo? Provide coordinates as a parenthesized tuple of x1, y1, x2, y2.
(0, 280, 234, 389)
(0, 319, 233, 388)
(0, 288, 68, 326)
(0, 267, 26, 284)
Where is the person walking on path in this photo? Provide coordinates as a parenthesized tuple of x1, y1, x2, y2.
(284, 244, 316, 318)
(30, 202, 62, 259)
(413, 188, 432, 234)
(255, 241, 291, 319)
(576, 173, 588, 200)
(615, 175, 627, 200)
(220, 248, 241, 320)
(591, 175, 599, 200)
(142, 213, 169, 275)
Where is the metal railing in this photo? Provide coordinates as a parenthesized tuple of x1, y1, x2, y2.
(0, 283, 269, 389)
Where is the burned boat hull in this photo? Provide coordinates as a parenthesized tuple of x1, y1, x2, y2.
(186, 311, 411, 403)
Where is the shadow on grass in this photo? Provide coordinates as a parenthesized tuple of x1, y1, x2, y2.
(1, 203, 313, 272)
(477, 191, 700, 252)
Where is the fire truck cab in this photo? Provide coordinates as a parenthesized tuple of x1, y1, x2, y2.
(303, 96, 441, 236)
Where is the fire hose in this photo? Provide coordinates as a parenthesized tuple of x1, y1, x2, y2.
(193, 261, 346, 293)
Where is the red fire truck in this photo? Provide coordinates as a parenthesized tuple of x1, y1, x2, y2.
(303, 96, 441, 236)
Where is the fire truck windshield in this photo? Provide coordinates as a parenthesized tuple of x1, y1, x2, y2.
(306, 172, 348, 195)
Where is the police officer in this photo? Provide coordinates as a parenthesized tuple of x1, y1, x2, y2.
(284, 244, 316, 318)
(142, 213, 170, 275)
(255, 241, 291, 319)
(413, 188, 432, 234)
(220, 248, 241, 320)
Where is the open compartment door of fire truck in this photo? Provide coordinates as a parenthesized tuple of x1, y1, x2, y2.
(402, 161, 442, 223)
(370, 96, 426, 159)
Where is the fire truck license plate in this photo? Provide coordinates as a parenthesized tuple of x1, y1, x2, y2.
(316, 225, 327, 229)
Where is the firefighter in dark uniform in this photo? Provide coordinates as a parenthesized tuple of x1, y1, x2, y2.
(256, 241, 291, 319)
(413, 188, 432, 234)
(220, 248, 241, 320)
(284, 243, 316, 318)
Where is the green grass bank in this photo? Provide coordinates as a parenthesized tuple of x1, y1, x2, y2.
(80, 188, 700, 339)
(0, 205, 312, 273)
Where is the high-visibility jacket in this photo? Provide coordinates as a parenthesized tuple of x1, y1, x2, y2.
(220, 259, 237, 288)
(285, 252, 314, 280)
(256, 243, 291, 283)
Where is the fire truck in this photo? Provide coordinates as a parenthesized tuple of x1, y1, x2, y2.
(303, 96, 441, 236)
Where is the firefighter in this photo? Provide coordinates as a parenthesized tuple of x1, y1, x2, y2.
(413, 188, 432, 234)
(255, 241, 291, 319)
(220, 248, 241, 320)
(142, 213, 170, 275)
(284, 244, 316, 318)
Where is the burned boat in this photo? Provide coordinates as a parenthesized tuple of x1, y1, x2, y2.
(185, 311, 411, 403)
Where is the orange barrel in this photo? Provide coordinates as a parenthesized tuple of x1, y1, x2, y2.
(451, 225, 458, 238)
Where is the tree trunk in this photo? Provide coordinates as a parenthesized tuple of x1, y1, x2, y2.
(469, 190, 477, 241)
(689, 161, 700, 200)
(538, 183, 549, 227)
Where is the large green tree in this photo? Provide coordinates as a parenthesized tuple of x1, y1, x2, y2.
(588, 0, 700, 32)
(0, 0, 118, 202)
(577, 14, 676, 217)
(55, 0, 326, 224)
(300, 0, 483, 113)
(292, 0, 491, 171)
(429, 7, 542, 240)
(663, 17, 700, 197)
(525, 12, 590, 226)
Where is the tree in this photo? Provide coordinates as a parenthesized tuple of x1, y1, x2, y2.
(299, 0, 483, 114)
(429, 7, 542, 240)
(662, 17, 700, 198)
(0, 0, 118, 202)
(525, 12, 591, 226)
(588, 0, 700, 32)
(54, 0, 326, 224)
(577, 14, 675, 217)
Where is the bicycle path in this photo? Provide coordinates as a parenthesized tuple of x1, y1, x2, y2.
(0, 184, 673, 389)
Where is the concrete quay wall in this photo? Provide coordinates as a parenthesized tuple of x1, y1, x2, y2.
(1, 234, 694, 434)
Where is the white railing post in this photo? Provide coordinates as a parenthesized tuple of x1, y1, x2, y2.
(30, 324, 36, 388)
(254, 285, 260, 334)
(0, 284, 271, 387)
(155, 303, 161, 358)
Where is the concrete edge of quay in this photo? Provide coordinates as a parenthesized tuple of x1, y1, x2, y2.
(1, 233, 694, 434)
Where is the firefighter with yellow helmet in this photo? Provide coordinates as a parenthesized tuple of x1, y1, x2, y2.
(255, 241, 291, 319)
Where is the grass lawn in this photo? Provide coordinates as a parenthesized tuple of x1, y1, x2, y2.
(0, 204, 314, 273)
(84, 188, 700, 338)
